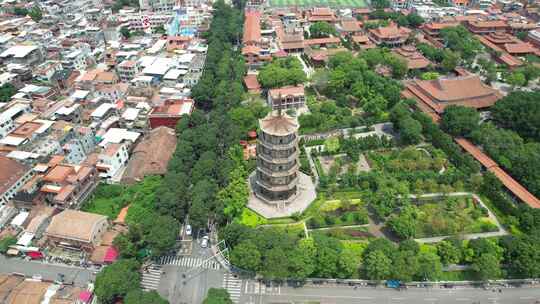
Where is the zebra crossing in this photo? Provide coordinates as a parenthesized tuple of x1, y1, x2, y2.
(223, 273, 243, 303)
(141, 265, 162, 291)
(157, 255, 221, 270)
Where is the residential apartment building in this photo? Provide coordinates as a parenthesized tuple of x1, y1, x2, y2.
(40, 163, 98, 208)
(96, 143, 129, 181)
(117, 60, 139, 82)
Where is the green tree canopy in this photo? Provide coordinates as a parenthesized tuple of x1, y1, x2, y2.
(415, 252, 443, 281)
(0, 236, 16, 253)
(491, 91, 540, 141)
(364, 250, 392, 280)
(0, 84, 16, 102)
(436, 240, 461, 265)
(472, 253, 502, 280)
(229, 241, 261, 271)
(309, 22, 337, 38)
(95, 259, 141, 304)
(203, 288, 233, 304)
(257, 57, 306, 89)
(441, 105, 480, 137)
(387, 205, 418, 239)
(506, 71, 526, 88)
(124, 290, 168, 304)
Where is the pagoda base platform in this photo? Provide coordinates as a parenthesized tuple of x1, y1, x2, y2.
(247, 171, 317, 218)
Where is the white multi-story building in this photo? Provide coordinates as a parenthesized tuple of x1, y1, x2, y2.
(63, 49, 90, 71)
(0, 103, 31, 139)
(97, 142, 129, 182)
(34, 61, 64, 83)
(117, 60, 139, 82)
(121, 13, 173, 31)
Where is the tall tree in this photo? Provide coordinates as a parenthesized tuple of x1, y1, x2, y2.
(441, 105, 480, 137)
(95, 259, 140, 304)
(415, 252, 443, 281)
(364, 250, 392, 280)
(203, 288, 234, 304)
(472, 253, 502, 280)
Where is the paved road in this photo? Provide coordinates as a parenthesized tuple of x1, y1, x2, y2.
(0, 255, 94, 286)
(237, 280, 540, 304)
(158, 239, 224, 304)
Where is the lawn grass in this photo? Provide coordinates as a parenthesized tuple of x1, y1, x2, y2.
(306, 193, 369, 229)
(237, 208, 268, 227)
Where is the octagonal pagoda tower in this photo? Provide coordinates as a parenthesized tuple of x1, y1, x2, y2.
(253, 112, 299, 204)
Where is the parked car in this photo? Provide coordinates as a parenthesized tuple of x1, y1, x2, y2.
(201, 236, 209, 248)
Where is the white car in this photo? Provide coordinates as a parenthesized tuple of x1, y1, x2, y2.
(185, 225, 192, 236)
(200, 236, 209, 248)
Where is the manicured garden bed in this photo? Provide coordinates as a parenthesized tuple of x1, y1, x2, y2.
(387, 196, 499, 239)
(311, 226, 374, 241)
(307, 197, 369, 229)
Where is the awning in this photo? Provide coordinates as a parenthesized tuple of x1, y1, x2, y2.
(6, 248, 19, 256)
(78, 291, 93, 303)
(27, 251, 43, 259)
(104, 246, 118, 263)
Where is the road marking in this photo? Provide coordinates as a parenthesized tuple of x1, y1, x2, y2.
(392, 298, 406, 300)
(276, 293, 374, 300)
(488, 297, 499, 300)
(424, 298, 438, 301)
(520, 297, 534, 300)
(456, 298, 470, 301)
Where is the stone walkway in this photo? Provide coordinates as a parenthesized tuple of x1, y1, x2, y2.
(247, 172, 317, 218)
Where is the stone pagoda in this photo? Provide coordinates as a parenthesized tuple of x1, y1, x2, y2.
(248, 111, 316, 218)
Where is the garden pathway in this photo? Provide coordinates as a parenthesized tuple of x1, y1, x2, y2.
(304, 145, 322, 186)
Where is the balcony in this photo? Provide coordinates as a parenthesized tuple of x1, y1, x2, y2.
(257, 139, 297, 151)
(258, 152, 298, 165)
(257, 163, 298, 178)
(256, 176, 298, 192)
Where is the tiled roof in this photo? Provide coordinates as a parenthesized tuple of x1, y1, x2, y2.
(45, 210, 108, 243)
(269, 85, 305, 99)
(393, 45, 431, 69)
(121, 127, 177, 184)
(369, 23, 411, 39)
(403, 75, 502, 114)
(260, 112, 299, 136)
(243, 10, 261, 44)
(504, 42, 537, 54)
(455, 138, 540, 209)
(0, 156, 28, 194)
(244, 74, 261, 90)
(304, 37, 340, 45)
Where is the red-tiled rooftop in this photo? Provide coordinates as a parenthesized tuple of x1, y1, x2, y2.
(269, 85, 305, 99)
(244, 74, 261, 91)
(468, 20, 508, 28)
(455, 138, 540, 209)
(504, 42, 537, 54)
(422, 22, 460, 31)
(304, 37, 341, 45)
(243, 10, 261, 44)
(369, 23, 411, 39)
